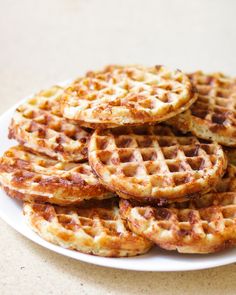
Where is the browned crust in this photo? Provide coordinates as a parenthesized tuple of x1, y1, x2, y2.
(0, 163, 111, 200)
(120, 196, 236, 254)
(117, 191, 202, 206)
(2, 186, 113, 206)
(8, 85, 91, 162)
(9, 120, 89, 162)
(167, 71, 236, 147)
(168, 111, 236, 147)
(0, 146, 113, 205)
(61, 65, 197, 128)
(23, 201, 153, 257)
(72, 92, 197, 129)
(88, 126, 227, 201)
(92, 160, 226, 200)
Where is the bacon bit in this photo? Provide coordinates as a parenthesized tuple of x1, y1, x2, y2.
(155, 208, 171, 220)
(16, 159, 29, 169)
(111, 157, 119, 165)
(79, 137, 87, 144)
(70, 174, 87, 185)
(56, 136, 66, 144)
(38, 128, 46, 138)
(188, 211, 198, 225)
(178, 229, 190, 237)
(212, 114, 227, 125)
(55, 144, 64, 153)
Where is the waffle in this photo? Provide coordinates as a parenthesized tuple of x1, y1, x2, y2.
(118, 164, 236, 206)
(88, 125, 227, 202)
(0, 146, 113, 205)
(120, 192, 236, 254)
(23, 199, 152, 257)
(167, 71, 236, 147)
(61, 65, 197, 128)
(9, 85, 90, 162)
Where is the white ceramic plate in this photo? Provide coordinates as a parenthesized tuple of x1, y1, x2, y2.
(0, 93, 236, 272)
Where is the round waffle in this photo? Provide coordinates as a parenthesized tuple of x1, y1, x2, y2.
(89, 125, 227, 202)
(9, 85, 90, 162)
(0, 146, 113, 205)
(120, 192, 236, 254)
(61, 65, 197, 128)
(23, 199, 152, 257)
(167, 71, 236, 147)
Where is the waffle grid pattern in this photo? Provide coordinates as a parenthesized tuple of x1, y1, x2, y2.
(120, 193, 236, 253)
(189, 72, 236, 126)
(89, 125, 226, 201)
(9, 86, 90, 162)
(62, 65, 196, 127)
(168, 71, 236, 146)
(23, 200, 152, 257)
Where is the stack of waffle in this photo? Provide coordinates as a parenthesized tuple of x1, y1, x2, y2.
(1, 65, 236, 257)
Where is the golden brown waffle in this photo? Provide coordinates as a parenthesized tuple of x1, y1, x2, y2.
(61, 65, 197, 128)
(23, 199, 152, 257)
(89, 125, 227, 202)
(0, 146, 113, 205)
(9, 86, 90, 162)
(120, 193, 236, 254)
(118, 163, 236, 206)
(167, 71, 236, 147)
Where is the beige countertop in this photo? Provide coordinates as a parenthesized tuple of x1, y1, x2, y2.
(1, 0, 236, 294)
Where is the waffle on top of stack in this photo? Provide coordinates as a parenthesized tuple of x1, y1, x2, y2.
(1, 64, 236, 257)
(88, 125, 226, 203)
(61, 65, 197, 128)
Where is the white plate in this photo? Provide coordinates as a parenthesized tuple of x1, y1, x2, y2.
(0, 94, 236, 272)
